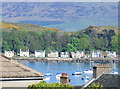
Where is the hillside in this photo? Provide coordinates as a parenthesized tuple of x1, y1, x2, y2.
(1, 21, 118, 34)
(2, 2, 117, 22)
(80, 25, 118, 35)
(1, 21, 61, 32)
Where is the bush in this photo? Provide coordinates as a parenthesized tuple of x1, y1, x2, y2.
(86, 82, 104, 89)
(28, 81, 74, 89)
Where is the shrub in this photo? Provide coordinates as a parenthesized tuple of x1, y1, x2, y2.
(28, 81, 74, 89)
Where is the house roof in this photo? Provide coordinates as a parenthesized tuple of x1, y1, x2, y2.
(52, 50, 58, 52)
(35, 50, 44, 52)
(0, 55, 44, 78)
(87, 73, 120, 88)
(21, 50, 29, 52)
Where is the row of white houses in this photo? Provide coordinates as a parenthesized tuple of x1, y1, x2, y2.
(4, 49, 117, 58)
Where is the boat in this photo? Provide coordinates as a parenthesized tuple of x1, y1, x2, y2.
(112, 61, 118, 74)
(45, 63, 52, 77)
(82, 76, 89, 80)
(43, 77, 50, 81)
(72, 64, 82, 75)
(72, 71, 82, 75)
(84, 69, 93, 73)
(56, 73, 62, 79)
(113, 71, 118, 74)
(44, 72, 52, 77)
(84, 57, 93, 73)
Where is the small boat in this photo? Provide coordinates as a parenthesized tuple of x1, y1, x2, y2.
(82, 76, 89, 80)
(84, 69, 93, 73)
(112, 61, 118, 74)
(56, 73, 62, 79)
(44, 72, 52, 77)
(72, 64, 82, 75)
(43, 77, 50, 81)
(45, 63, 52, 77)
(84, 57, 93, 74)
(113, 71, 118, 74)
(72, 71, 82, 75)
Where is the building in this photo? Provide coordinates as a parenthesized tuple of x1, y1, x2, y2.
(106, 51, 117, 58)
(60, 52, 69, 58)
(84, 64, 119, 88)
(71, 51, 84, 58)
(93, 64, 112, 78)
(91, 51, 104, 58)
(4, 50, 14, 57)
(35, 50, 45, 57)
(0, 55, 44, 87)
(48, 50, 58, 58)
(20, 49, 29, 57)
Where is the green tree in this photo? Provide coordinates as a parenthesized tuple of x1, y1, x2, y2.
(78, 38, 89, 50)
(66, 43, 75, 52)
(111, 35, 118, 51)
(71, 37, 79, 50)
(2, 41, 10, 51)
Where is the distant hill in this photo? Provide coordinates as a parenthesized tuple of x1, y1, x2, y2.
(1, 21, 61, 32)
(2, 2, 117, 22)
(81, 25, 118, 35)
(1, 21, 118, 35)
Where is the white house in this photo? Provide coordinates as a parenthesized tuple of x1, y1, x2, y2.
(35, 50, 45, 57)
(48, 50, 58, 58)
(60, 52, 69, 58)
(4, 50, 14, 57)
(91, 51, 104, 58)
(71, 51, 84, 58)
(106, 51, 117, 58)
(20, 49, 29, 57)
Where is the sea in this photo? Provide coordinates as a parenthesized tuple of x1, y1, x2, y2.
(19, 17, 118, 32)
(20, 61, 119, 85)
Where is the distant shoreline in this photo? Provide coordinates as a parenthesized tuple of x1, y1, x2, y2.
(12, 56, 120, 63)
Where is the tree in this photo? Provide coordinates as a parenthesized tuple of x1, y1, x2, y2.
(2, 41, 10, 52)
(66, 43, 75, 52)
(71, 37, 79, 50)
(111, 35, 118, 51)
(78, 38, 89, 50)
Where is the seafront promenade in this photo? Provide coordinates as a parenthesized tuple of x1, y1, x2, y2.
(12, 56, 119, 63)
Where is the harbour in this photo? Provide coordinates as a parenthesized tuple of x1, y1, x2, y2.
(19, 60, 120, 85)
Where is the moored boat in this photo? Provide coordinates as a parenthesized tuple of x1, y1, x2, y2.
(56, 73, 62, 79)
(82, 76, 89, 80)
(44, 72, 52, 77)
(72, 71, 82, 75)
(84, 69, 93, 73)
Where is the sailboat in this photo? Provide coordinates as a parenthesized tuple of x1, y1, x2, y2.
(112, 61, 118, 74)
(72, 64, 82, 75)
(44, 63, 52, 77)
(84, 57, 93, 73)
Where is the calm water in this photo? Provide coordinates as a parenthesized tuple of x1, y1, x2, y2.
(19, 17, 118, 32)
(20, 61, 119, 85)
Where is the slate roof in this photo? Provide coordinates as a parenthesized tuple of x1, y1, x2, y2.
(87, 73, 120, 89)
(35, 50, 44, 52)
(0, 55, 44, 78)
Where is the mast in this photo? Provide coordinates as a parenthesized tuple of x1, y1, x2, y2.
(47, 62, 49, 72)
(90, 57, 91, 69)
(114, 61, 116, 72)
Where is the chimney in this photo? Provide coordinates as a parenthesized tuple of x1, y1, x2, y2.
(93, 64, 112, 78)
(60, 73, 69, 84)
